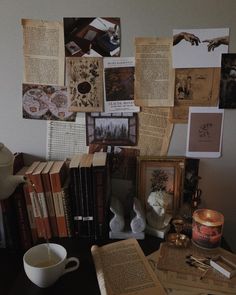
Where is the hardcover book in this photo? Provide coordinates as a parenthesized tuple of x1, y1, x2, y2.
(41, 161, 58, 237)
(69, 154, 83, 236)
(92, 151, 111, 240)
(25, 161, 45, 239)
(31, 162, 52, 239)
(78, 153, 95, 238)
(49, 161, 68, 237)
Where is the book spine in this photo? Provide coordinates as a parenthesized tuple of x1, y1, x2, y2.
(0, 202, 6, 248)
(52, 191, 68, 237)
(0, 198, 21, 250)
(13, 184, 33, 250)
(23, 183, 38, 244)
(25, 172, 45, 239)
(93, 167, 106, 239)
(69, 167, 81, 236)
(61, 179, 74, 237)
(78, 166, 90, 237)
(41, 173, 58, 237)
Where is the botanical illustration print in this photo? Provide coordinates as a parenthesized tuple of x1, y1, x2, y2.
(22, 84, 76, 121)
(66, 57, 103, 112)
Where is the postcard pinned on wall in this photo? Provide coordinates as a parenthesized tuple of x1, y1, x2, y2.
(63, 17, 121, 57)
(66, 57, 104, 112)
(186, 107, 224, 158)
(173, 28, 229, 68)
(103, 57, 140, 113)
(22, 84, 76, 121)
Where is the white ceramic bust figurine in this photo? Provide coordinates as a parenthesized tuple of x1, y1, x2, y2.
(146, 190, 172, 230)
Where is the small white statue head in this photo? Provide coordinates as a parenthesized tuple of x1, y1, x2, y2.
(146, 190, 172, 229)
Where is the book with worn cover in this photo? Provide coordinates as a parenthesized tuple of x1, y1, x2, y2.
(41, 161, 58, 237)
(49, 161, 68, 237)
(31, 162, 52, 239)
(25, 161, 45, 239)
(91, 238, 167, 295)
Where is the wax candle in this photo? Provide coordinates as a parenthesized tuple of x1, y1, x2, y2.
(192, 209, 224, 249)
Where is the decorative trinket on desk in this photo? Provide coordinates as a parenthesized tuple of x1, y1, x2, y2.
(166, 218, 190, 248)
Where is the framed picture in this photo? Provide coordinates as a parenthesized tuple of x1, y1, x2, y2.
(137, 156, 185, 216)
(86, 112, 137, 146)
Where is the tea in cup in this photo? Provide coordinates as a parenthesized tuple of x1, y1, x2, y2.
(23, 243, 79, 288)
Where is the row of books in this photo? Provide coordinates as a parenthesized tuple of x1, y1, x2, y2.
(0, 151, 111, 250)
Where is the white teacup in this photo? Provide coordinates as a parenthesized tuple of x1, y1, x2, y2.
(23, 243, 80, 288)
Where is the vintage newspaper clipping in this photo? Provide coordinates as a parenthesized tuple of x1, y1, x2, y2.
(137, 107, 173, 156)
(135, 37, 175, 107)
(22, 19, 65, 85)
(91, 238, 167, 295)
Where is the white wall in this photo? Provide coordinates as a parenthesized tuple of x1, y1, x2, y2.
(1, 0, 236, 251)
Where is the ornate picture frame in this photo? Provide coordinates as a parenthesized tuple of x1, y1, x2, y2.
(137, 156, 185, 216)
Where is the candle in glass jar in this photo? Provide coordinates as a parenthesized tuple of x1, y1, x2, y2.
(192, 209, 224, 249)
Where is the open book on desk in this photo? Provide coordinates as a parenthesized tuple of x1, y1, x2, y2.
(91, 238, 167, 295)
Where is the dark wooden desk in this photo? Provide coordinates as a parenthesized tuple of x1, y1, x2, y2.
(1, 235, 162, 295)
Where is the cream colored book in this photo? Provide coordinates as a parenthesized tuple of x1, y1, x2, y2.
(91, 238, 167, 295)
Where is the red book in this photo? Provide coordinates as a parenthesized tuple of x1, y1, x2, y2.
(41, 161, 58, 237)
(25, 161, 45, 239)
(22, 183, 38, 244)
(31, 162, 52, 239)
(49, 161, 68, 238)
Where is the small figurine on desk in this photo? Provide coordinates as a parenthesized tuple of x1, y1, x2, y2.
(145, 190, 172, 238)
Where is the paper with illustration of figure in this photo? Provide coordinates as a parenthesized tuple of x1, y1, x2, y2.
(170, 68, 221, 123)
(173, 28, 229, 68)
(103, 57, 140, 113)
(21, 19, 65, 85)
(186, 107, 224, 158)
(135, 37, 175, 107)
(66, 57, 104, 112)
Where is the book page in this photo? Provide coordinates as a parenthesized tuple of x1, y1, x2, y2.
(21, 19, 65, 85)
(147, 242, 236, 295)
(135, 37, 175, 107)
(137, 107, 173, 156)
(91, 238, 167, 295)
